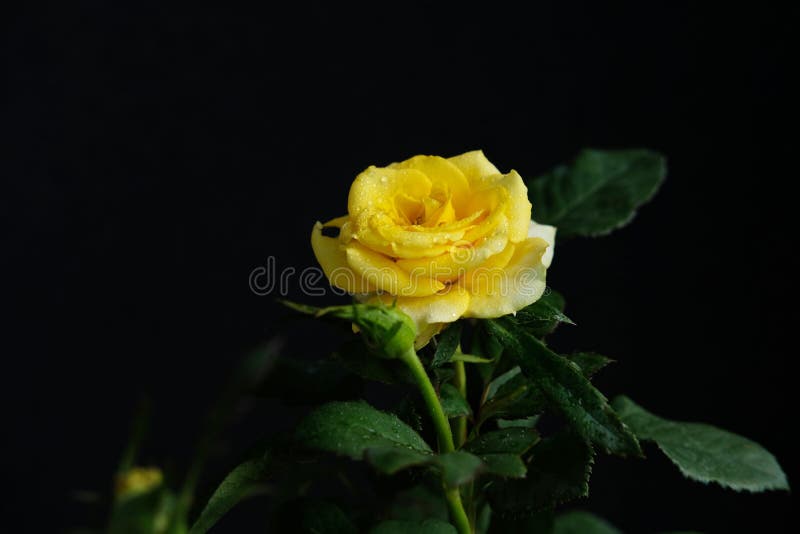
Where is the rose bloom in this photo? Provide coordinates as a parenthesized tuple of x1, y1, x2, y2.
(311, 151, 556, 347)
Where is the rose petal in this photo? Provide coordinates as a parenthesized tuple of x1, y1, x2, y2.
(447, 150, 501, 183)
(345, 241, 445, 297)
(463, 237, 550, 318)
(310, 218, 373, 293)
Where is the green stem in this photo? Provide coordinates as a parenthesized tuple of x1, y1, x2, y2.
(452, 359, 468, 448)
(400, 348, 471, 534)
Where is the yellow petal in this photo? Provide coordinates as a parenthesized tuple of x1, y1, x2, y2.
(527, 220, 556, 268)
(310, 218, 373, 293)
(396, 218, 509, 282)
(447, 150, 501, 184)
(390, 155, 471, 216)
(348, 166, 432, 222)
(345, 241, 445, 297)
(463, 237, 549, 318)
(371, 285, 471, 333)
(470, 170, 531, 243)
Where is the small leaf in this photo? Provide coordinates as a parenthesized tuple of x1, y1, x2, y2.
(515, 289, 574, 337)
(189, 454, 272, 534)
(485, 319, 641, 456)
(488, 432, 594, 515)
(553, 511, 622, 534)
(295, 401, 433, 460)
(370, 519, 457, 534)
(436, 451, 485, 488)
(478, 453, 527, 478)
(613, 395, 789, 492)
(450, 353, 493, 364)
(440, 383, 472, 418)
(431, 322, 462, 368)
(464, 428, 540, 455)
(566, 352, 614, 378)
(478, 367, 546, 429)
(528, 148, 666, 238)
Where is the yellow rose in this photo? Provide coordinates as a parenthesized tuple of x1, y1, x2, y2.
(311, 151, 556, 346)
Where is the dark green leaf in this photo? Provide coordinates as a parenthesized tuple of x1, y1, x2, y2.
(489, 508, 553, 534)
(437, 451, 485, 488)
(388, 484, 449, 522)
(189, 454, 272, 534)
(440, 383, 472, 418)
(450, 353, 493, 364)
(553, 511, 622, 534)
(333, 339, 414, 385)
(515, 289, 574, 337)
(464, 428, 540, 455)
(528, 148, 666, 237)
(496, 416, 539, 429)
(478, 453, 527, 478)
(478, 367, 546, 429)
(613, 395, 789, 492)
(566, 352, 614, 378)
(365, 447, 432, 475)
(301, 501, 358, 534)
(488, 432, 594, 515)
(295, 401, 433, 460)
(432, 322, 462, 368)
(486, 319, 641, 456)
(370, 519, 457, 534)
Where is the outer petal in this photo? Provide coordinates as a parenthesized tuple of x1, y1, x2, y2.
(528, 220, 557, 268)
(345, 241, 445, 297)
(311, 218, 373, 293)
(447, 150, 501, 184)
(371, 285, 471, 334)
(463, 237, 550, 318)
(469, 170, 532, 243)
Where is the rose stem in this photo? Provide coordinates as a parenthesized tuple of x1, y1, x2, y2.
(453, 359, 468, 448)
(399, 348, 472, 534)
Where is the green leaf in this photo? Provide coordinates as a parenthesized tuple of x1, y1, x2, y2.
(440, 383, 472, 418)
(188, 453, 272, 534)
(566, 352, 614, 378)
(365, 447, 432, 475)
(553, 511, 622, 534)
(488, 431, 594, 515)
(464, 428, 540, 455)
(334, 339, 414, 385)
(108, 486, 177, 534)
(515, 289, 574, 337)
(613, 395, 789, 492)
(485, 319, 641, 456)
(496, 416, 539, 429)
(528, 148, 666, 237)
(370, 519, 457, 534)
(478, 367, 546, 429)
(437, 451, 485, 488)
(450, 353, 493, 364)
(388, 484, 449, 522)
(295, 401, 433, 461)
(478, 453, 527, 478)
(431, 322, 462, 368)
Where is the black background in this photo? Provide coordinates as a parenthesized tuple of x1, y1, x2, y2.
(5, 2, 797, 532)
